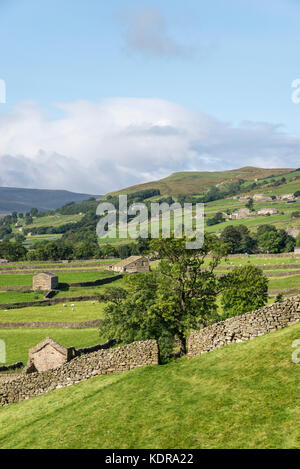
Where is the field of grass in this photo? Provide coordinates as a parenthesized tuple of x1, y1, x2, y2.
(55, 278, 125, 298)
(0, 291, 45, 304)
(0, 271, 114, 287)
(0, 301, 105, 323)
(0, 322, 299, 448)
(14, 213, 83, 231)
(24, 234, 62, 246)
(0, 328, 100, 365)
(268, 274, 300, 290)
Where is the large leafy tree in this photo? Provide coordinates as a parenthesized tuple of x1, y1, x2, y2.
(220, 225, 257, 254)
(221, 265, 269, 318)
(99, 234, 228, 359)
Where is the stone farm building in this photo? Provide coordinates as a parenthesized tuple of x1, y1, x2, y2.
(295, 247, 300, 254)
(228, 208, 251, 220)
(26, 337, 75, 373)
(258, 208, 278, 216)
(32, 272, 58, 291)
(109, 256, 150, 273)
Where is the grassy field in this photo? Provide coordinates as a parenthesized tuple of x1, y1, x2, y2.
(0, 322, 299, 448)
(0, 328, 100, 364)
(0, 271, 114, 287)
(0, 291, 45, 304)
(54, 278, 125, 298)
(0, 301, 105, 323)
(14, 213, 83, 233)
(268, 274, 300, 290)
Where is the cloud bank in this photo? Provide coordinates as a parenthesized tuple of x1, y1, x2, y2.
(0, 97, 298, 194)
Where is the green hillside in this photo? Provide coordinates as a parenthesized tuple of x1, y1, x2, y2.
(0, 322, 299, 449)
(105, 166, 293, 198)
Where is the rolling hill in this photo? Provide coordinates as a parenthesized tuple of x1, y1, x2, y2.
(0, 187, 100, 214)
(0, 322, 299, 449)
(104, 166, 294, 198)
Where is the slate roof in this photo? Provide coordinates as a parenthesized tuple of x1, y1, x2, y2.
(112, 256, 146, 268)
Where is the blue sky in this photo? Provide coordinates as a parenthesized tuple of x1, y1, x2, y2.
(0, 0, 299, 192)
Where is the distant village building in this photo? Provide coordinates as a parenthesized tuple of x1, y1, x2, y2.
(286, 227, 300, 239)
(257, 208, 278, 216)
(252, 194, 273, 202)
(277, 194, 296, 201)
(294, 247, 300, 254)
(228, 208, 251, 220)
(26, 337, 75, 373)
(108, 256, 150, 273)
(32, 272, 58, 291)
(0, 259, 9, 264)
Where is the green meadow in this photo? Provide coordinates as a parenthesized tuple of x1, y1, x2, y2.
(0, 328, 100, 365)
(0, 323, 299, 449)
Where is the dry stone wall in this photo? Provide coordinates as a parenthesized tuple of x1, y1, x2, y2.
(0, 340, 159, 406)
(188, 296, 300, 358)
(0, 319, 102, 329)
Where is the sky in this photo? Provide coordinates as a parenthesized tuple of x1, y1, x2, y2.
(0, 0, 300, 194)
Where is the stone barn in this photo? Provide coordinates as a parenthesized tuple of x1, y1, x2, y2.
(258, 208, 278, 216)
(32, 272, 58, 291)
(108, 256, 150, 273)
(26, 337, 75, 373)
(294, 247, 300, 254)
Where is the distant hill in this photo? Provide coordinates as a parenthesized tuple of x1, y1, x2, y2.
(0, 187, 101, 214)
(104, 166, 294, 198)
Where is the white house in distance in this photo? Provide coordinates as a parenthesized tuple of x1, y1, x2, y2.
(108, 256, 150, 273)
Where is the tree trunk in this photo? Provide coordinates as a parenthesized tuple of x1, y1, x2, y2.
(178, 333, 187, 356)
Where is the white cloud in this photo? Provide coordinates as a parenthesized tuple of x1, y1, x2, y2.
(0, 97, 298, 194)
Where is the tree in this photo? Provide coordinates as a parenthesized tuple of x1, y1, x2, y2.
(257, 229, 295, 253)
(24, 216, 33, 225)
(256, 224, 276, 238)
(296, 233, 300, 247)
(14, 233, 25, 243)
(100, 235, 228, 358)
(221, 265, 268, 318)
(245, 198, 254, 211)
(0, 241, 27, 261)
(206, 212, 225, 226)
(118, 244, 131, 259)
(221, 225, 257, 254)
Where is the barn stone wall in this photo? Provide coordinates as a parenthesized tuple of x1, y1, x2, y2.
(0, 340, 159, 406)
(188, 296, 300, 358)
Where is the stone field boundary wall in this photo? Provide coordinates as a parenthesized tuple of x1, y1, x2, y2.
(0, 361, 23, 373)
(0, 319, 103, 329)
(0, 340, 159, 406)
(188, 296, 300, 358)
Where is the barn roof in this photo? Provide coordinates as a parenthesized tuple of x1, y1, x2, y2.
(29, 337, 70, 356)
(112, 256, 146, 268)
(34, 271, 58, 278)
